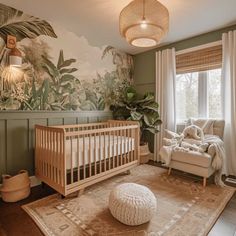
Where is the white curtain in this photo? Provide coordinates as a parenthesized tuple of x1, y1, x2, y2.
(154, 48, 176, 161)
(222, 30, 236, 176)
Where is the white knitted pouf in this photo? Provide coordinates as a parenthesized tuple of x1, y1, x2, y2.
(109, 183, 157, 226)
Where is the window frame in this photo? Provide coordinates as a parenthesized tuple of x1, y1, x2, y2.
(175, 41, 223, 124)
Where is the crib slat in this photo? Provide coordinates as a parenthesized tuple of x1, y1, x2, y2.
(36, 129, 39, 175)
(121, 129, 123, 166)
(128, 129, 131, 163)
(45, 129, 47, 177)
(46, 129, 49, 178)
(77, 135, 80, 182)
(131, 129, 134, 161)
(48, 130, 51, 179)
(53, 131, 57, 183)
(56, 132, 59, 184)
(83, 135, 86, 179)
(49, 130, 52, 179)
(41, 129, 43, 175)
(51, 131, 54, 182)
(104, 133, 106, 172)
(61, 132, 65, 187)
(99, 133, 102, 173)
(113, 131, 115, 169)
(135, 127, 140, 162)
(124, 129, 127, 164)
(52, 132, 55, 183)
(89, 134, 91, 177)
(70, 136, 73, 184)
(116, 128, 121, 167)
(108, 131, 111, 170)
(43, 129, 46, 177)
(94, 134, 97, 175)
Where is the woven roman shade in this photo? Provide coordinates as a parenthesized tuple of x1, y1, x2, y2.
(176, 45, 222, 74)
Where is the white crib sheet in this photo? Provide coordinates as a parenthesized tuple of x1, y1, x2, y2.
(65, 135, 135, 169)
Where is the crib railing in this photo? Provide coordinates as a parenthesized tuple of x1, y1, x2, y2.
(35, 120, 140, 196)
(35, 125, 66, 194)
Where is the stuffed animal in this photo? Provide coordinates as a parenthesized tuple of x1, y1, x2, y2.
(182, 125, 204, 140)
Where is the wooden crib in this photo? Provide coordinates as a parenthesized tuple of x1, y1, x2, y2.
(35, 120, 140, 196)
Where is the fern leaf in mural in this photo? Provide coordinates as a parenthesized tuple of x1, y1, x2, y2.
(0, 3, 57, 42)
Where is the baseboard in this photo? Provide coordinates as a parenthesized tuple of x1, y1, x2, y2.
(225, 177, 236, 184)
(148, 153, 154, 161)
(0, 176, 41, 198)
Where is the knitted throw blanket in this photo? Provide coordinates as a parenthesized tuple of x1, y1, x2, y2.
(159, 125, 225, 186)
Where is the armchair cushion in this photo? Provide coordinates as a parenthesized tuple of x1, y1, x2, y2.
(172, 150, 212, 168)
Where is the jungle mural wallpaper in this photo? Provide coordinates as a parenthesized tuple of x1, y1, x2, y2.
(0, 3, 133, 111)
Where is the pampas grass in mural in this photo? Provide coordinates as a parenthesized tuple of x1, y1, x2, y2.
(0, 3, 133, 111)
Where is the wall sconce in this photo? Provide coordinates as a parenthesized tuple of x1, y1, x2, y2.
(6, 35, 22, 67)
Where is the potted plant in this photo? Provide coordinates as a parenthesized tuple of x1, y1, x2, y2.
(110, 86, 162, 164)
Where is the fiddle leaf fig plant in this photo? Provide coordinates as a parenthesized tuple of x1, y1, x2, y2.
(110, 86, 162, 143)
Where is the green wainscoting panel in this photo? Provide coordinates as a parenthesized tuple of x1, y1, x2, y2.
(0, 120, 6, 182)
(48, 118, 64, 126)
(78, 117, 89, 124)
(0, 111, 112, 182)
(63, 117, 77, 125)
(7, 119, 29, 175)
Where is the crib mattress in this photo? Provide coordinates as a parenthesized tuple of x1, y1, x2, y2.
(65, 135, 135, 169)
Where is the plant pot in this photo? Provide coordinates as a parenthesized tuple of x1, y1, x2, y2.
(139, 143, 150, 164)
(0, 170, 30, 202)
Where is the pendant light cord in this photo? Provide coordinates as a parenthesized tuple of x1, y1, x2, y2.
(142, 0, 146, 20)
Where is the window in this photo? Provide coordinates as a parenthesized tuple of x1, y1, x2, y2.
(176, 68, 222, 122)
(175, 44, 222, 122)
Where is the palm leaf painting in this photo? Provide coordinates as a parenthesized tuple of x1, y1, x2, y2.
(0, 3, 57, 42)
(42, 50, 80, 110)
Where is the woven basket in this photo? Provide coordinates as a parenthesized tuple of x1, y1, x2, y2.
(140, 144, 150, 164)
(1, 170, 30, 202)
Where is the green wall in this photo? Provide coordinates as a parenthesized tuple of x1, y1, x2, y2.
(134, 24, 236, 93)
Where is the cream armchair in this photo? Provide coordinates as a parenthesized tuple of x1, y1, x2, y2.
(167, 119, 225, 187)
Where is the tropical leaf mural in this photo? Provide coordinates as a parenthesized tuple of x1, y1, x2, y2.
(0, 3, 133, 111)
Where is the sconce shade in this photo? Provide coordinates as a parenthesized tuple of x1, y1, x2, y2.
(9, 47, 22, 67)
(119, 0, 169, 47)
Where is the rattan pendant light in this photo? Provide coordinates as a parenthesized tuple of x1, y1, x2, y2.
(119, 0, 169, 47)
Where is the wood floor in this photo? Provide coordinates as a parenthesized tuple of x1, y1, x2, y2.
(0, 163, 235, 236)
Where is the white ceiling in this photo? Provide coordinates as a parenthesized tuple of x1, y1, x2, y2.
(2, 0, 236, 55)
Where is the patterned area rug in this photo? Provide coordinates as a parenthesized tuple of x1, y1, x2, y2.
(23, 165, 235, 236)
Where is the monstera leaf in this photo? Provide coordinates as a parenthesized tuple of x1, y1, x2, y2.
(0, 3, 57, 41)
